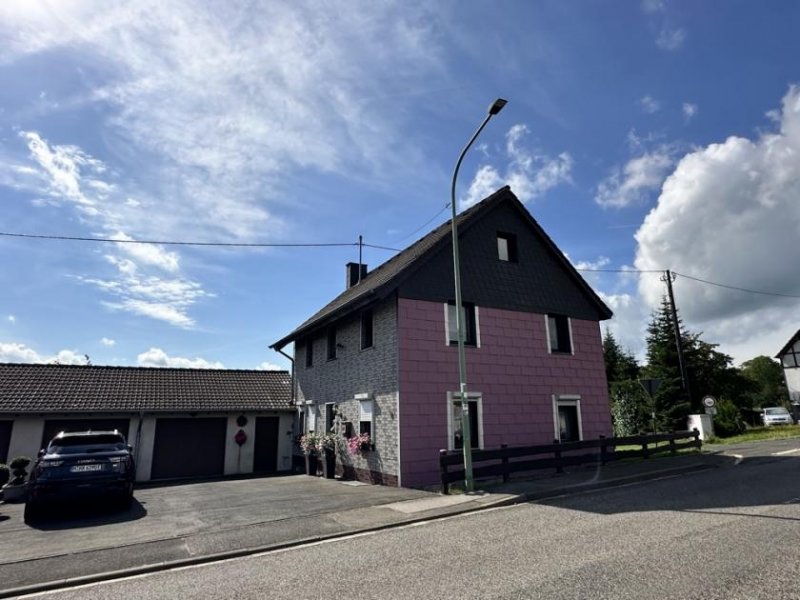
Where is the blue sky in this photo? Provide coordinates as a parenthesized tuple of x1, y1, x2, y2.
(1, 0, 799, 369)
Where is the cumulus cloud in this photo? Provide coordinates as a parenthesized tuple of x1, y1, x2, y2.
(640, 96, 661, 114)
(682, 102, 698, 121)
(110, 232, 180, 273)
(0, 342, 87, 365)
(256, 361, 284, 371)
(137, 347, 224, 369)
(634, 85, 800, 362)
(100, 337, 116, 346)
(463, 124, 572, 208)
(595, 148, 675, 208)
(7, 315, 15, 324)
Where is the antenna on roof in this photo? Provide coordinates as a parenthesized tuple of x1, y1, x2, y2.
(358, 235, 363, 283)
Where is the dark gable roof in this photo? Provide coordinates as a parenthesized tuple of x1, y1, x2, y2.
(272, 186, 612, 349)
(777, 329, 800, 358)
(0, 363, 292, 414)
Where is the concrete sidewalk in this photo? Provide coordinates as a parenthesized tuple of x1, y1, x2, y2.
(0, 451, 730, 598)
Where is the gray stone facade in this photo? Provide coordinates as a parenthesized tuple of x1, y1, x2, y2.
(295, 295, 400, 484)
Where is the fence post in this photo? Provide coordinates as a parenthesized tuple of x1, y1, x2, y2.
(669, 430, 677, 456)
(554, 438, 563, 474)
(500, 444, 509, 483)
(642, 438, 649, 459)
(439, 449, 450, 495)
(600, 435, 608, 465)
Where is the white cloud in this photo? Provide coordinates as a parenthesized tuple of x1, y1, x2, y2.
(7, 315, 15, 324)
(137, 347, 224, 369)
(656, 26, 686, 51)
(595, 149, 675, 208)
(463, 124, 572, 208)
(682, 102, 698, 121)
(256, 361, 283, 371)
(109, 232, 180, 273)
(641, 0, 665, 13)
(100, 337, 116, 347)
(634, 85, 800, 363)
(0, 342, 87, 365)
(640, 96, 661, 114)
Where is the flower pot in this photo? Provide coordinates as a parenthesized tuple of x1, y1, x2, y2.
(359, 442, 371, 452)
(304, 454, 319, 476)
(322, 449, 336, 479)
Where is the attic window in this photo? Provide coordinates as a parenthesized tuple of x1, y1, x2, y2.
(497, 232, 518, 262)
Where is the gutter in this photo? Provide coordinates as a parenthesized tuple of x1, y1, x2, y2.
(274, 347, 295, 408)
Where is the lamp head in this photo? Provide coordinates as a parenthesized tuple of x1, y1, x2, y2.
(488, 98, 508, 115)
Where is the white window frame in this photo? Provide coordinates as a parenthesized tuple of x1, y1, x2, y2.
(544, 314, 574, 355)
(359, 399, 374, 441)
(443, 303, 481, 348)
(552, 394, 583, 442)
(446, 391, 484, 451)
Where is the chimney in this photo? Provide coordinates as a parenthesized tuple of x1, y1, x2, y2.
(346, 262, 368, 289)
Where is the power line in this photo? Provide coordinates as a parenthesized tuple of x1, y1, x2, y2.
(673, 271, 800, 299)
(392, 203, 450, 245)
(0, 231, 397, 250)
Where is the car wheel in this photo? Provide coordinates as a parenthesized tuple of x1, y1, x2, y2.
(23, 501, 43, 524)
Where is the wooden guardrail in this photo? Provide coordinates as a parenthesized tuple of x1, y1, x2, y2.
(439, 429, 701, 494)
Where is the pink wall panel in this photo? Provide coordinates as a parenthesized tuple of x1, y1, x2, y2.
(398, 298, 612, 487)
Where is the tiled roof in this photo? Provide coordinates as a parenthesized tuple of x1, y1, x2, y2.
(272, 186, 611, 348)
(0, 363, 292, 414)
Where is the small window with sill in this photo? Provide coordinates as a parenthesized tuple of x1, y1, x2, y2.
(446, 302, 478, 347)
(497, 232, 518, 263)
(448, 393, 482, 451)
(359, 400, 373, 442)
(547, 314, 572, 354)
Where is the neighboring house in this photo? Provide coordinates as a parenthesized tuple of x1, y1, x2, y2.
(271, 186, 614, 488)
(777, 330, 800, 403)
(0, 363, 294, 481)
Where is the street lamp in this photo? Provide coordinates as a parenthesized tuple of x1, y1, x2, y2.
(450, 98, 507, 492)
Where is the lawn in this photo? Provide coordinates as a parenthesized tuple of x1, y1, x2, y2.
(706, 425, 800, 445)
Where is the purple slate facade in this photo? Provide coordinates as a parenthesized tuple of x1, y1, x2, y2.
(273, 186, 613, 488)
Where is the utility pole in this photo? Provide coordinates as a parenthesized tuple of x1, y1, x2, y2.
(662, 270, 692, 406)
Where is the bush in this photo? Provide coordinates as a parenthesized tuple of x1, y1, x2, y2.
(610, 380, 649, 436)
(0, 464, 9, 487)
(8, 456, 31, 485)
(713, 398, 745, 437)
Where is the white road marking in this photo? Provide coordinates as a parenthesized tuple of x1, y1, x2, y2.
(771, 448, 800, 456)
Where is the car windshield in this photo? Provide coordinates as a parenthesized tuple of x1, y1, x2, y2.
(47, 434, 126, 454)
(765, 408, 789, 415)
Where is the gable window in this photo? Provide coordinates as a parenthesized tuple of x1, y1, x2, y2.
(553, 395, 582, 442)
(547, 314, 572, 354)
(782, 342, 800, 368)
(305, 339, 313, 368)
(360, 309, 374, 350)
(447, 392, 482, 451)
(446, 302, 478, 347)
(327, 326, 337, 360)
(497, 232, 518, 262)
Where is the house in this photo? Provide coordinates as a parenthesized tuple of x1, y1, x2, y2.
(271, 186, 613, 488)
(776, 329, 800, 403)
(0, 363, 294, 481)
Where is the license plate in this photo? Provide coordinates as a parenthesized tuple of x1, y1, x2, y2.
(70, 464, 104, 473)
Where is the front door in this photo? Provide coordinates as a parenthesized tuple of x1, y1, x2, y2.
(253, 417, 280, 473)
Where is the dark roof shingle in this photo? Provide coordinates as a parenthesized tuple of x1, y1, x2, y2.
(0, 363, 292, 414)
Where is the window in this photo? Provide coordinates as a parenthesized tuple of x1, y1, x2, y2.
(447, 392, 482, 451)
(547, 314, 572, 354)
(325, 403, 336, 433)
(361, 309, 373, 349)
(446, 302, 478, 347)
(305, 339, 313, 368)
(553, 396, 582, 442)
(307, 406, 317, 433)
(327, 326, 337, 360)
(782, 341, 800, 368)
(497, 232, 518, 262)
(359, 400, 373, 440)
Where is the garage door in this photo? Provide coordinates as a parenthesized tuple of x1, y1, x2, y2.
(0, 421, 12, 463)
(41, 418, 131, 450)
(253, 417, 280, 473)
(151, 417, 227, 480)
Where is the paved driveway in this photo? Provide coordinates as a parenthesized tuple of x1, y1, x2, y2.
(0, 475, 434, 592)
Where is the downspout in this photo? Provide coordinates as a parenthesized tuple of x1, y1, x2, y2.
(275, 346, 297, 471)
(275, 346, 295, 407)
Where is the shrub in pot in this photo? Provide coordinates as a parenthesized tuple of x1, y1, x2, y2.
(0, 464, 9, 488)
(2, 456, 31, 502)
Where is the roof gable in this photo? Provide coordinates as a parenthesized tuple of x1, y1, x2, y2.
(0, 363, 292, 413)
(272, 186, 612, 348)
(777, 329, 800, 358)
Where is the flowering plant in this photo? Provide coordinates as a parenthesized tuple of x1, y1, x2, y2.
(315, 433, 337, 454)
(299, 433, 319, 456)
(347, 432, 371, 455)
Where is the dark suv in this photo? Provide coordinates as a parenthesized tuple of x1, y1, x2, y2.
(25, 430, 135, 523)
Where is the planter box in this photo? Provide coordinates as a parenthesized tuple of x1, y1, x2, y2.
(304, 454, 319, 476)
(322, 449, 336, 479)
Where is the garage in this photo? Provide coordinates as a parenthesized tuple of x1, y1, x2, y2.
(41, 418, 130, 450)
(150, 417, 227, 480)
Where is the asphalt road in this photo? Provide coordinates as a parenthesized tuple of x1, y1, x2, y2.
(26, 439, 800, 600)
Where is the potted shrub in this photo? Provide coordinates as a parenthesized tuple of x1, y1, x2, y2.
(299, 433, 319, 476)
(316, 434, 337, 479)
(2, 456, 31, 502)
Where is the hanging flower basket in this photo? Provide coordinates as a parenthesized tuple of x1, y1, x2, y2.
(347, 433, 372, 455)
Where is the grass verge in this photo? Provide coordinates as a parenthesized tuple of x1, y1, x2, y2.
(706, 425, 800, 445)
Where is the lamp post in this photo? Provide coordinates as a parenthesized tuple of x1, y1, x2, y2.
(450, 98, 507, 492)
